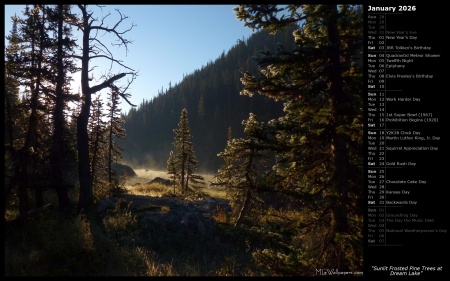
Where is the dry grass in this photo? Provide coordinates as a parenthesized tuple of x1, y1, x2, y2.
(129, 182, 171, 196)
(124, 169, 226, 197)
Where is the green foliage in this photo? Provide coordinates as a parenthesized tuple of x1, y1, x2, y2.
(4, 4, 364, 276)
(89, 95, 108, 185)
(4, 4, 82, 216)
(120, 27, 297, 172)
(214, 114, 272, 226)
(218, 4, 364, 274)
(166, 151, 178, 193)
(169, 108, 205, 195)
(107, 85, 127, 184)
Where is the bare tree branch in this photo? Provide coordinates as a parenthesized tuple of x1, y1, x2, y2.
(109, 72, 138, 107)
(90, 72, 126, 94)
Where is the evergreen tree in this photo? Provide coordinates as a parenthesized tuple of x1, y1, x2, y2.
(216, 114, 270, 226)
(4, 14, 23, 203)
(88, 94, 107, 187)
(231, 4, 363, 274)
(166, 151, 178, 193)
(120, 26, 295, 172)
(4, 15, 21, 153)
(185, 141, 204, 192)
(197, 94, 205, 119)
(171, 108, 203, 194)
(7, 4, 50, 220)
(5, 5, 80, 215)
(47, 4, 79, 212)
(106, 85, 126, 187)
(212, 126, 233, 190)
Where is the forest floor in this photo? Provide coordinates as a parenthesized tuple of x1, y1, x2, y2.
(5, 169, 261, 276)
(91, 171, 259, 275)
(97, 168, 233, 251)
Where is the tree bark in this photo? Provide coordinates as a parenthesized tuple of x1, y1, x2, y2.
(234, 188, 252, 227)
(77, 5, 94, 211)
(16, 6, 46, 220)
(235, 150, 255, 227)
(327, 5, 350, 235)
(51, 4, 70, 212)
(321, 9, 353, 274)
(76, 4, 133, 211)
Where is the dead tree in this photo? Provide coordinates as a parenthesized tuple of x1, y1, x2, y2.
(74, 4, 137, 211)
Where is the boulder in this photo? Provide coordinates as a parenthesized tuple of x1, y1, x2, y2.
(111, 163, 137, 177)
(123, 195, 230, 239)
(148, 177, 172, 186)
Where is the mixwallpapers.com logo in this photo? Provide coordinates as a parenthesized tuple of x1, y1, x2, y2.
(315, 268, 363, 276)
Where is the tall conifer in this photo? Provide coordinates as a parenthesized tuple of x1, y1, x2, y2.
(171, 108, 203, 194)
(228, 4, 364, 273)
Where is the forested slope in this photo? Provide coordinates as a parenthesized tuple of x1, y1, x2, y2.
(120, 26, 298, 172)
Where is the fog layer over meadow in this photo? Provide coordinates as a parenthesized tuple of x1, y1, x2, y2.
(124, 168, 216, 189)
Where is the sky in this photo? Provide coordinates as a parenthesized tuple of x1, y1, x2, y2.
(4, 4, 255, 114)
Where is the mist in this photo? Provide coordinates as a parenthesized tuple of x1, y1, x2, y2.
(123, 167, 216, 189)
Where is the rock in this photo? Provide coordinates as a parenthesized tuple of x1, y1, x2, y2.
(147, 177, 171, 186)
(97, 198, 116, 214)
(111, 163, 137, 177)
(119, 194, 231, 240)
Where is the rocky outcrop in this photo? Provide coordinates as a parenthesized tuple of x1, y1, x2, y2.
(97, 195, 230, 239)
(147, 177, 172, 186)
(111, 163, 137, 177)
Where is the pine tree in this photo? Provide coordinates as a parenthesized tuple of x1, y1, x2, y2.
(216, 114, 270, 226)
(197, 94, 205, 119)
(172, 108, 203, 194)
(4, 15, 21, 155)
(166, 151, 178, 193)
(107, 85, 126, 188)
(185, 141, 204, 192)
(88, 94, 107, 187)
(47, 4, 79, 212)
(7, 4, 50, 220)
(233, 4, 364, 274)
(4, 14, 25, 208)
(6, 5, 80, 214)
(213, 127, 234, 190)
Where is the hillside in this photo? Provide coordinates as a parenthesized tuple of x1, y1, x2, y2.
(119, 26, 298, 172)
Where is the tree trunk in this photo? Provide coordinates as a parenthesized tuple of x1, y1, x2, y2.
(327, 4, 350, 235)
(16, 152, 30, 223)
(180, 151, 186, 194)
(77, 107, 93, 211)
(15, 6, 46, 220)
(51, 4, 70, 212)
(325, 5, 351, 272)
(235, 151, 255, 227)
(77, 8, 94, 211)
(4, 90, 17, 215)
(76, 4, 132, 211)
(108, 123, 113, 186)
(235, 188, 252, 227)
